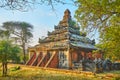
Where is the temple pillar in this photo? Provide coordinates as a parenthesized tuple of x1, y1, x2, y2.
(28, 51, 31, 60)
(36, 50, 40, 56)
(68, 49, 72, 69)
(29, 50, 35, 59)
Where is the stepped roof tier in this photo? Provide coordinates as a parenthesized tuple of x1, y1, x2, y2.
(38, 9, 96, 50)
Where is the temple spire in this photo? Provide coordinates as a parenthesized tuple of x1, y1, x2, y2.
(63, 9, 71, 21)
(59, 9, 71, 27)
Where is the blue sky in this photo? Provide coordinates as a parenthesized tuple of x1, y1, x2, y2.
(0, 2, 99, 46)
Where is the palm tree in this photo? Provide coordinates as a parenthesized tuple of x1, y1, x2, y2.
(1, 21, 33, 64)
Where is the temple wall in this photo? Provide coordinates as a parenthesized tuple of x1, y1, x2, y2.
(58, 50, 69, 68)
(26, 9, 96, 69)
(72, 51, 78, 62)
(28, 48, 96, 69)
(71, 50, 83, 62)
(71, 49, 95, 62)
(47, 51, 59, 68)
(64, 50, 69, 68)
(29, 51, 36, 59)
(93, 53, 103, 59)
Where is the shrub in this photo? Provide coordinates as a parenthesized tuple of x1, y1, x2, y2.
(10, 66, 21, 71)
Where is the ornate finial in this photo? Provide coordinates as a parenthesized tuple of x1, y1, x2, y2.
(59, 9, 71, 27)
(64, 9, 71, 15)
(63, 9, 71, 21)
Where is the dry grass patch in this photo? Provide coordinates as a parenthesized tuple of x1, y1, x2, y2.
(0, 63, 120, 80)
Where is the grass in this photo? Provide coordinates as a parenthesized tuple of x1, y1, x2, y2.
(0, 63, 120, 80)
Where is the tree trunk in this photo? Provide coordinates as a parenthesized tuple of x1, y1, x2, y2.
(22, 42, 26, 64)
(2, 62, 7, 77)
(5, 62, 7, 76)
(2, 62, 5, 76)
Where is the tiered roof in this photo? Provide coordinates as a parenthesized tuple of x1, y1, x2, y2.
(38, 9, 96, 50)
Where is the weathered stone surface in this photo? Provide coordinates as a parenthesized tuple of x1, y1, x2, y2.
(27, 9, 96, 70)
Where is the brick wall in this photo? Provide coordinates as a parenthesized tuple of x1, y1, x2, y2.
(32, 52, 43, 66)
(94, 53, 103, 59)
(40, 53, 50, 67)
(81, 51, 85, 57)
(86, 52, 93, 60)
(47, 53, 59, 68)
(72, 51, 78, 62)
(27, 52, 36, 65)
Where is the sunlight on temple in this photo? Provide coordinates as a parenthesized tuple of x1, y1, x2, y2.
(26, 9, 99, 70)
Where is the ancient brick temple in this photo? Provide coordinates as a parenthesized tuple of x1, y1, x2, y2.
(26, 9, 97, 69)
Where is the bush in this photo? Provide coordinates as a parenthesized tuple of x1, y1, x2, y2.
(10, 66, 21, 71)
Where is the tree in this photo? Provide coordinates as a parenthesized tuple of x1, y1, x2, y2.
(1, 21, 33, 64)
(75, 0, 120, 60)
(0, 40, 20, 76)
(97, 18, 120, 61)
(75, 0, 120, 32)
(0, 0, 76, 11)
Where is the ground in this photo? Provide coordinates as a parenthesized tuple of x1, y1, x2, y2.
(0, 63, 120, 80)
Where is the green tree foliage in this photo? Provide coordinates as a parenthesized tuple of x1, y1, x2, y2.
(75, 0, 120, 32)
(75, 0, 120, 60)
(0, 40, 20, 76)
(97, 18, 120, 61)
(1, 21, 33, 64)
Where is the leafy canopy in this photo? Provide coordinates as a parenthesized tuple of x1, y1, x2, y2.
(1, 21, 33, 63)
(97, 17, 120, 61)
(75, 0, 120, 32)
(0, 40, 20, 62)
(75, 0, 120, 60)
(0, 40, 20, 76)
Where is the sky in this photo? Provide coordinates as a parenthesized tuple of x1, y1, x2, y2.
(0, 2, 99, 46)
